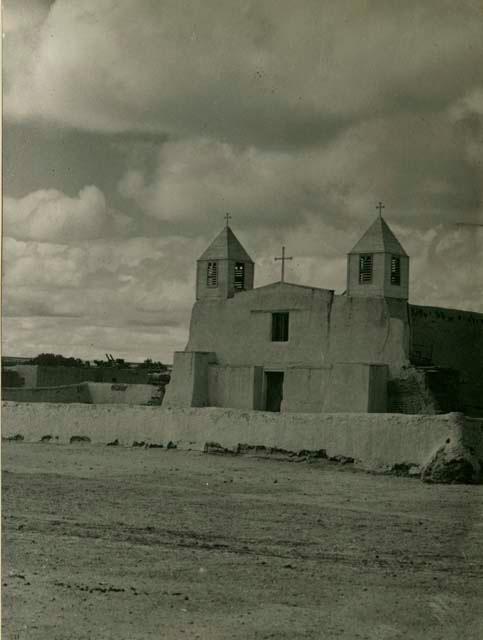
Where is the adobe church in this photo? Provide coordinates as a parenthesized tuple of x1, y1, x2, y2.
(165, 212, 483, 417)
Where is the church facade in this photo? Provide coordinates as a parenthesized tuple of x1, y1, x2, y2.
(165, 216, 483, 417)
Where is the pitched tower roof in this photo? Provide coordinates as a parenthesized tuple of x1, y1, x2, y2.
(198, 225, 254, 262)
(349, 215, 408, 256)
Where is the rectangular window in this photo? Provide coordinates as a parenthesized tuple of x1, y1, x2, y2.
(359, 254, 373, 284)
(391, 256, 401, 286)
(271, 312, 289, 342)
(234, 262, 245, 290)
(207, 261, 218, 287)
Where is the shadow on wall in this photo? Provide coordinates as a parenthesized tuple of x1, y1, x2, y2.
(1, 369, 25, 388)
(410, 305, 483, 418)
(388, 366, 465, 416)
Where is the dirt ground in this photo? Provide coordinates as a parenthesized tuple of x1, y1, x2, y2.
(2, 442, 483, 640)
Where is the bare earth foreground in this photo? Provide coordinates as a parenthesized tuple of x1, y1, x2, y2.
(2, 443, 483, 640)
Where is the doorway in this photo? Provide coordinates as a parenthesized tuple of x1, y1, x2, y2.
(265, 371, 284, 412)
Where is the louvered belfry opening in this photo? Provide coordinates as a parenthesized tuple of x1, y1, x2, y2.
(234, 262, 245, 290)
(358, 254, 373, 283)
(207, 261, 218, 287)
(391, 256, 401, 285)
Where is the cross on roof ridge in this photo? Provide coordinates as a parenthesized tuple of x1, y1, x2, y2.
(274, 246, 293, 282)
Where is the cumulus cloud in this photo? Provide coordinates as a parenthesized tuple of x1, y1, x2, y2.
(1, 234, 207, 361)
(4, 186, 133, 243)
(451, 87, 483, 121)
(117, 108, 482, 236)
(449, 87, 483, 178)
(1, 315, 184, 364)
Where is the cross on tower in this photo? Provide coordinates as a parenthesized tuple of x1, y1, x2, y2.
(274, 246, 293, 283)
(224, 212, 232, 226)
(376, 201, 385, 217)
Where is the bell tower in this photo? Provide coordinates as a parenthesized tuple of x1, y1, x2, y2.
(196, 217, 254, 300)
(347, 208, 409, 300)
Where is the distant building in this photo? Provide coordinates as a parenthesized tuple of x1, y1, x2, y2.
(2, 364, 153, 388)
(165, 215, 483, 416)
(2, 361, 170, 406)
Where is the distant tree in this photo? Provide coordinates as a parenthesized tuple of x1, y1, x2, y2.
(139, 358, 167, 370)
(27, 353, 86, 367)
(93, 357, 128, 368)
(93, 359, 110, 368)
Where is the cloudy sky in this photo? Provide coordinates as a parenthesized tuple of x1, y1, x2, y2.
(3, 0, 483, 363)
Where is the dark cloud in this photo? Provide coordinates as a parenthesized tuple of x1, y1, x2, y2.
(4, 1, 483, 146)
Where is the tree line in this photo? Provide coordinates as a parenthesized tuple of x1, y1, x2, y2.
(24, 353, 167, 370)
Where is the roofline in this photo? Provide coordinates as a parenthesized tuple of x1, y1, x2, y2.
(348, 216, 409, 256)
(253, 280, 334, 293)
(410, 302, 483, 318)
(197, 257, 255, 263)
(348, 250, 409, 256)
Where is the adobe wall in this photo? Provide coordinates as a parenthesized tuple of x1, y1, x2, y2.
(169, 361, 389, 414)
(36, 366, 151, 387)
(187, 283, 334, 368)
(2, 383, 156, 405)
(164, 352, 215, 408)
(5, 365, 39, 388)
(322, 363, 388, 413)
(36, 366, 93, 386)
(282, 367, 329, 413)
(3, 383, 91, 404)
(86, 383, 156, 405)
(281, 363, 388, 414)
(326, 297, 410, 375)
(186, 285, 410, 373)
(173, 286, 410, 411)
(3, 403, 482, 468)
(410, 305, 483, 417)
(172, 283, 482, 416)
(207, 365, 263, 410)
(5, 365, 153, 388)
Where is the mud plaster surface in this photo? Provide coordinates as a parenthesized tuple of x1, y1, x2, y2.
(2, 443, 483, 639)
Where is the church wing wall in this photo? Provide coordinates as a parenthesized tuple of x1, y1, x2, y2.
(409, 305, 483, 417)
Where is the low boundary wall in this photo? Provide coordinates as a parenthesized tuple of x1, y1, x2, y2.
(2, 384, 91, 404)
(2, 402, 482, 468)
(2, 383, 156, 405)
